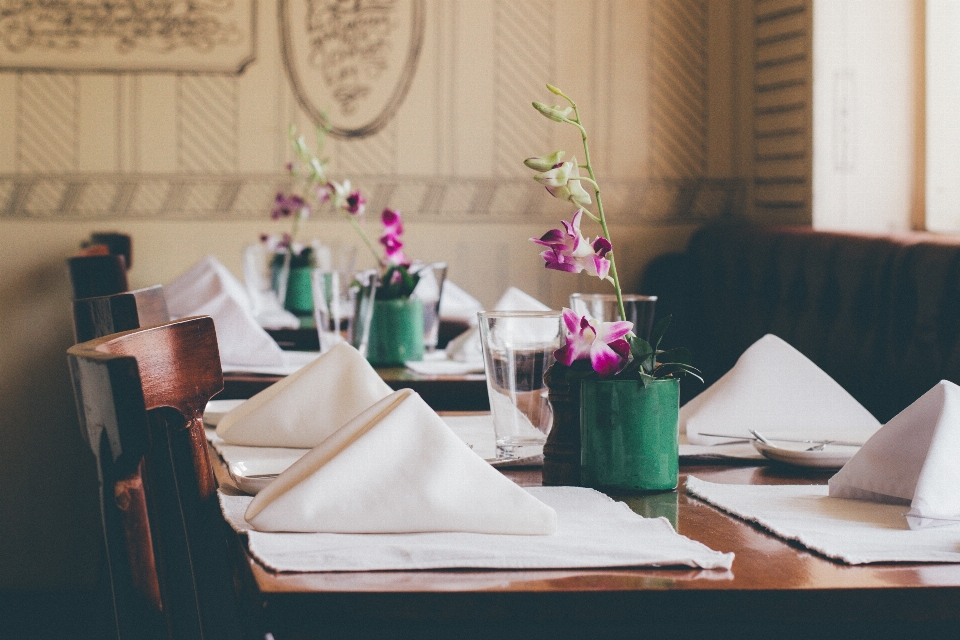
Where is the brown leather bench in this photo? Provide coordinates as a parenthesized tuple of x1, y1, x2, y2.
(642, 223, 960, 423)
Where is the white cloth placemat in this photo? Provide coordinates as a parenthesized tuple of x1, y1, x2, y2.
(220, 486, 733, 571)
(220, 350, 320, 376)
(404, 359, 486, 376)
(686, 476, 960, 564)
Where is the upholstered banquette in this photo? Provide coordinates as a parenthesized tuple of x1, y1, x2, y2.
(642, 223, 960, 423)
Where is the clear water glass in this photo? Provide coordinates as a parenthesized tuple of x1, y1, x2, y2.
(411, 262, 448, 352)
(569, 293, 658, 342)
(311, 268, 378, 356)
(478, 310, 562, 461)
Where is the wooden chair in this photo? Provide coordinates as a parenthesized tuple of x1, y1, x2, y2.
(68, 254, 130, 300)
(68, 317, 245, 640)
(72, 286, 170, 638)
(72, 286, 170, 344)
(83, 232, 134, 270)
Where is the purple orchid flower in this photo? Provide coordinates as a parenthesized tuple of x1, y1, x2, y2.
(381, 207, 404, 235)
(331, 180, 366, 216)
(270, 192, 306, 220)
(345, 191, 366, 215)
(555, 308, 633, 378)
(380, 208, 409, 265)
(530, 209, 612, 280)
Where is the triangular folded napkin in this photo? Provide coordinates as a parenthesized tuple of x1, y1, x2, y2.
(445, 287, 551, 363)
(216, 343, 393, 448)
(829, 381, 960, 529)
(438, 280, 483, 325)
(165, 256, 286, 368)
(244, 388, 558, 534)
(681, 334, 881, 445)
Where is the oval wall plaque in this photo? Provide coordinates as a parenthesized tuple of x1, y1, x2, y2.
(279, 0, 425, 139)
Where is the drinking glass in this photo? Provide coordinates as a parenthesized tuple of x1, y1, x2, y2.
(478, 310, 562, 461)
(569, 293, 658, 342)
(411, 262, 448, 352)
(311, 268, 379, 356)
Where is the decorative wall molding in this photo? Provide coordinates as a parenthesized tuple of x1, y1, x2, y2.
(0, 1, 745, 224)
(0, 1, 256, 73)
(0, 173, 743, 224)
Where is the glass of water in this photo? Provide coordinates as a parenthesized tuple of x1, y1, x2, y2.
(478, 310, 562, 461)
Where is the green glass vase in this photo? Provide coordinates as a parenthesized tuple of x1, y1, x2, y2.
(366, 297, 424, 366)
(580, 377, 680, 492)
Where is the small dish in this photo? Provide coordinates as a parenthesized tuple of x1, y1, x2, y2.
(203, 399, 246, 427)
(228, 459, 290, 495)
(752, 441, 858, 469)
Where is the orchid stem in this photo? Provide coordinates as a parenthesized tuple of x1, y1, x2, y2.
(347, 215, 384, 267)
(565, 98, 627, 324)
(571, 176, 600, 191)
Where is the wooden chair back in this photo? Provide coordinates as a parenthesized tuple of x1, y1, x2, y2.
(68, 317, 242, 640)
(72, 286, 170, 344)
(68, 254, 129, 300)
(85, 232, 134, 269)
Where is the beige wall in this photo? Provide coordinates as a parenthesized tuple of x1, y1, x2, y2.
(0, 0, 749, 589)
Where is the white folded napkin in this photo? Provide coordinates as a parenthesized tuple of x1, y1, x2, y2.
(829, 381, 960, 529)
(244, 388, 558, 534)
(438, 280, 483, 325)
(166, 256, 287, 368)
(216, 342, 393, 448)
(445, 287, 551, 363)
(681, 334, 881, 446)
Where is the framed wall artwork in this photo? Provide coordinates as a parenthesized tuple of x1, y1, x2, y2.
(279, 0, 425, 138)
(0, 1, 256, 73)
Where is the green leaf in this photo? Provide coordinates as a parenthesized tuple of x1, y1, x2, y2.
(624, 336, 654, 375)
(652, 362, 704, 383)
(639, 372, 655, 388)
(650, 315, 672, 353)
(629, 336, 653, 361)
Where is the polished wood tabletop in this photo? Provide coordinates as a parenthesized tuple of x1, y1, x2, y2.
(211, 452, 960, 638)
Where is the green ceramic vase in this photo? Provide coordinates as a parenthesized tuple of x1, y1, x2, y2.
(366, 297, 425, 366)
(580, 377, 680, 491)
(271, 265, 314, 315)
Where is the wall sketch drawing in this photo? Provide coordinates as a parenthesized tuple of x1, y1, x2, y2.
(279, 0, 425, 138)
(0, 1, 256, 73)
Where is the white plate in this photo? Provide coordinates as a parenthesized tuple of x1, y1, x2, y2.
(203, 399, 247, 426)
(753, 441, 858, 469)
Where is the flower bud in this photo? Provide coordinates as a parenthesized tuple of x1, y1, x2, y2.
(546, 83, 564, 96)
(524, 151, 565, 172)
(532, 102, 573, 122)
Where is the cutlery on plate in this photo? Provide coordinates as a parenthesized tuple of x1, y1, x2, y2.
(698, 432, 864, 448)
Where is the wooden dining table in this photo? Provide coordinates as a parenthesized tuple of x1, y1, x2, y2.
(210, 449, 960, 639)
(220, 367, 489, 411)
